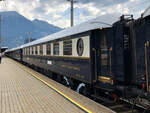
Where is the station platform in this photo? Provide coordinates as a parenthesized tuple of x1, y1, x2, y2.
(0, 58, 115, 113)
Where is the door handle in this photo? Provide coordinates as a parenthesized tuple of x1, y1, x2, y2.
(109, 47, 112, 76)
(92, 48, 97, 82)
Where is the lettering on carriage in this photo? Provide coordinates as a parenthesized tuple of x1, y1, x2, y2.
(47, 60, 53, 65)
(75, 74, 84, 79)
(61, 65, 80, 71)
(27, 57, 30, 60)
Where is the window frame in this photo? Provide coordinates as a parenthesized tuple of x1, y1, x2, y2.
(35, 46, 38, 55)
(46, 43, 51, 55)
(53, 42, 59, 55)
(40, 44, 43, 55)
(32, 46, 34, 55)
(63, 40, 72, 55)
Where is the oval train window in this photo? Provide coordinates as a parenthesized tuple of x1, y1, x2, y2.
(77, 38, 84, 56)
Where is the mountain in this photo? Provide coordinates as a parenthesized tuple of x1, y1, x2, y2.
(1, 11, 62, 49)
(32, 19, 61, 36)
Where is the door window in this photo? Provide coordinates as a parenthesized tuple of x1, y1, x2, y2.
(100, 34, 110, 76)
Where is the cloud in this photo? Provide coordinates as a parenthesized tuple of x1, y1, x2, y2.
(78, 0, 128, 7)
(0, 0, 149, 28)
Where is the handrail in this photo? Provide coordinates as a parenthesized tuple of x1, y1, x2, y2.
(145, 41, 149, 92)
(109, 47, 112, 76)
(93, 48, 97, 82)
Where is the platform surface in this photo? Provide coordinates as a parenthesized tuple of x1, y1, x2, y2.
(0, 58, 115, 113)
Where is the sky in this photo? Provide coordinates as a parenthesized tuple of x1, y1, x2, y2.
(0, 0, 150, 28)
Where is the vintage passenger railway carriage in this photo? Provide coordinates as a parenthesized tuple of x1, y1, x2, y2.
(6, 7, 150, 108)
(7, 16, 117, 88)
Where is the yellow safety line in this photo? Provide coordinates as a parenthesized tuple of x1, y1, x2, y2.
(11, 59, 92, 113)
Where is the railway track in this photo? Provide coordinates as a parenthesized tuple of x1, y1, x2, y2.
(106, 103, 139, 113)
(96, 97, 150, 113)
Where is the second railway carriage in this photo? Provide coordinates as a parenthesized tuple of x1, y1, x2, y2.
(6, 47, 22, 61)
(21, 16, 118, 90)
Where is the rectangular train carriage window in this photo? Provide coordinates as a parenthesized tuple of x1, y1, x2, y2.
(30, 47, 31, 55)
(27, 47, 29, 55)
(40, 44, 43, 55)
(28, 47, 30, 55)
(63, 40, 72, 55)
(53, 42, 59, 55)
(30, 47, 32, 55)
(29, 47, 31, 55)
(46, 43, 51, 55)
(26, 48, 28, 55)
(35, 46, 38, 54)
(23, 48, 25, 55)
(32, 47, 34, 55)
(25, 48, 27, 55)
(24, 48, 25, 55)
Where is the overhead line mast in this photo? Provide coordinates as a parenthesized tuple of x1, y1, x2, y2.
(67, 0, 77, 27)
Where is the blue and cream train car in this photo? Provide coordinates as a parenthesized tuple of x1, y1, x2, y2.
(6, 15, 118, 92)
(21, 17, 116, 88)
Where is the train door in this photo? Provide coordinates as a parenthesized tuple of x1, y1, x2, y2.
(91, 29, 114, 88)
(97, 30, 114, 86)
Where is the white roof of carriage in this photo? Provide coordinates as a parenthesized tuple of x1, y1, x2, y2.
(6, 46, 22, 52)
(9, 14, 119, 51)
(143, 5, 150, 18)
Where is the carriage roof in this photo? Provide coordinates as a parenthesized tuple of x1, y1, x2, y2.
(9, 14, 119, 51)
(143, 5, 150, 18)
